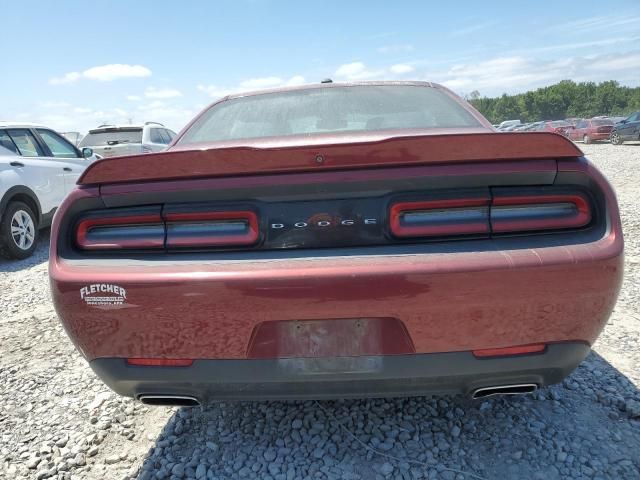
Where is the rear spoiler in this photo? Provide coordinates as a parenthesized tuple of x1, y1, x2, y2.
(78, 132, 583, 186)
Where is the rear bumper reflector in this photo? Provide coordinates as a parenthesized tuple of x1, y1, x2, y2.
(126, 358, 193, 367)
(473, 343, 546, 358)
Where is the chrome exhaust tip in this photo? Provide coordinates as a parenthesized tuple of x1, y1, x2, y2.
(138, 395, 200, 407)
(471, 383, 538, 400)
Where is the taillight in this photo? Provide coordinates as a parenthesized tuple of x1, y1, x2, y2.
(76, 210, 164, 250)
(389, 188, 592, 240)
(165, 210, 259, 248)
(390, 196, 490, 238)
(491, 192, 591, 233)
(75, 207, 260, 251)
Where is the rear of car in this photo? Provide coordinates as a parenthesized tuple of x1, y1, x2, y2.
(50, 83, 623, 404)
(79, 124, 176, 158)
(545, 120, 573, 136)
(569, 119, 613, 143)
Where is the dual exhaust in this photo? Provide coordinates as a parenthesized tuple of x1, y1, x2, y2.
(471, 383, 538, 400)
(137, 384, 538, 406)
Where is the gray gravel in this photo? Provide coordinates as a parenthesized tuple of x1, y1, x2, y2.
(1, 143, 639, 479)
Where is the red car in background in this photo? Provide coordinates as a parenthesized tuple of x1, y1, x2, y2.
(568, 118, 615, 144)
(49, 82, 623, 406)
(530, 120, 575, 135)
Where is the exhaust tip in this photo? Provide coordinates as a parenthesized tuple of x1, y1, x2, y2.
(138, 395, 200, 407)
(471, 383, 538, 400)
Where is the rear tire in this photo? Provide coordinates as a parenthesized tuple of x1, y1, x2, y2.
(583, 135, 591, 144)
(610, 132, 623, 145)
(0, 201, 39, 260)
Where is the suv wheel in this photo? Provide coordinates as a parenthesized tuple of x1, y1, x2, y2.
(610, 132, 623, 145)
(0, 201, 39, 259)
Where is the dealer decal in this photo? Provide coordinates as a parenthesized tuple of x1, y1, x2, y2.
(80, 284, 127, 306)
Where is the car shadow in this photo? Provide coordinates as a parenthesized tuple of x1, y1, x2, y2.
(135, 351, 639, 480)
(0, 229, 50, 273)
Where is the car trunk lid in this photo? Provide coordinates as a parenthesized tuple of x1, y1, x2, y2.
(77, 131, 582, 186)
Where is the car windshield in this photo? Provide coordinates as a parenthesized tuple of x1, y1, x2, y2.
(79, 128, 143, 147)
(177, 85, 482, 144)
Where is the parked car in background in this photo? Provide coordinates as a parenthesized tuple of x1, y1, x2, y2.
(50, 82, 622, 405)
(527, 120, 574, 135)
(79, 122, 177, 158)
(497, 119, 521, 130)
(0, 122, 97, 259)
(607, 116, 627, 124)
(610, 112, 640, 145)
(567, 118, 614, 144)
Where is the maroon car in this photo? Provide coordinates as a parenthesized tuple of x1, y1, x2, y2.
(568, 118, 615, 144)
(49, 82, 623, 406)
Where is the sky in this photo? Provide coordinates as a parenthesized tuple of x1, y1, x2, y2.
(1, 0, 639, 133)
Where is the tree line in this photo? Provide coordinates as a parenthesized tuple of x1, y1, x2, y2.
(467, 80, 640, 124)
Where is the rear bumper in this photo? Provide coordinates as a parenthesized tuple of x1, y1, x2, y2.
(589, 133, 611, 141)
(90, 342, 590, 401)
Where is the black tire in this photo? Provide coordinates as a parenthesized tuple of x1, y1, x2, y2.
(610, 132, 623, 145)
(583, 134, 591, 144)
(0, 201, 39, 260)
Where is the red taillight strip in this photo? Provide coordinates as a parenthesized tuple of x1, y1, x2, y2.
(473, 343, 546, 358)
(390, 197, 490, 238)
(126, 358, 193, 367)
(76, 214, 164, 250)
(491, 193, 591, 233)
(165, 211, 259, 247)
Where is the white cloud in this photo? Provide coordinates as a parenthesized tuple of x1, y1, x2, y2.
(198, 75, 306, 99)
(286, 75, 306, 86)
(40, 101, 71, 108)
(126, 95, 142, 101)
(449, 21, 497, 37)
(377, 44, 414, 54)
(240, 76, 284, 89)
(144, 87, 183, 99)
(390, 64, 415, 74)
(83, 64, 151, 82)
(549, 14, 640, 33)
(49, 64, 152, 85)
(334, 62, 385, 80)
(49, 72, 81, 85)
(435, 50, 640, 96)
(197, 84, 239, 99)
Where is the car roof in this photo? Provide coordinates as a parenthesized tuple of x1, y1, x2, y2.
(0, 121, 50, 129)
(223, 80, 439, 101)
(87, 122, 167, 132)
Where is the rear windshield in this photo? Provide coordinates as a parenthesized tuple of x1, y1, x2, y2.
(79, 128, 143, 147)
(178, 85, 482, 144)
(592, 119, 613, 126)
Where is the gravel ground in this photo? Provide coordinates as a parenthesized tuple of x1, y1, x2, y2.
(1, 143, 639, 480)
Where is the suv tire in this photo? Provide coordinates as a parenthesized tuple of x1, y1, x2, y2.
(0, 201, 39, 260)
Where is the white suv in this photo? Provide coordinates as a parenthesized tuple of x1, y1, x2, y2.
(0, 122, 97, 259)
(79, 122, 177, 158)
